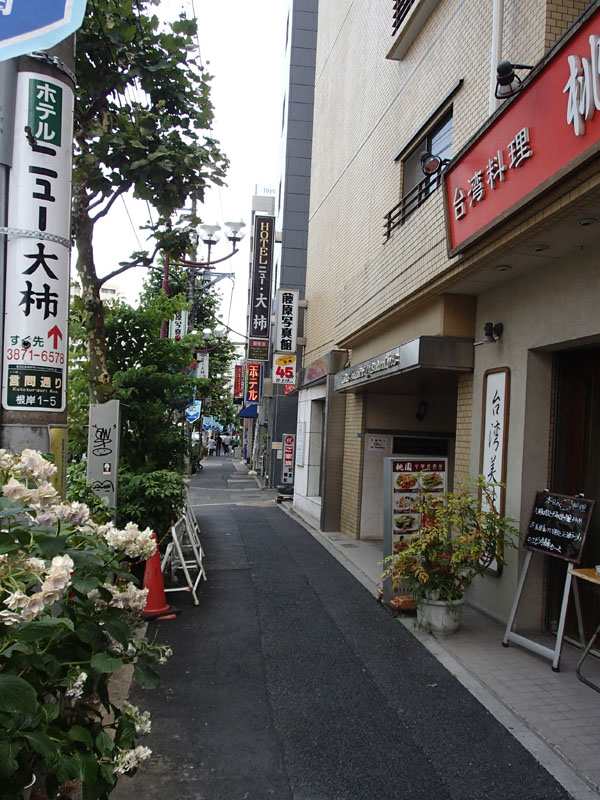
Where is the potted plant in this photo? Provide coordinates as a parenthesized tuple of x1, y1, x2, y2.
(383, 478, 518, 633)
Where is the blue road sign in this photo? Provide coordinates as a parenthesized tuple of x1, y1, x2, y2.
(185, 401, 202, 424)
(0, 0, 87, 61)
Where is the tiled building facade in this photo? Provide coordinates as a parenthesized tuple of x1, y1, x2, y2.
(293, 0, 600, 638)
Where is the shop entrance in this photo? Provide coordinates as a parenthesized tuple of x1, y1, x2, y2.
(547, 346, 600, 642)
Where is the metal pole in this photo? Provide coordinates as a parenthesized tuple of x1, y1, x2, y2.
(0, 39, 74, 495)
(160, 253, 170, 339)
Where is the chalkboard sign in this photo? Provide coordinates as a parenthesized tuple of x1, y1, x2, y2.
(524, 491, 595, 563)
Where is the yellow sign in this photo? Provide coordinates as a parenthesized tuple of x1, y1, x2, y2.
(275, 354, 295, 366)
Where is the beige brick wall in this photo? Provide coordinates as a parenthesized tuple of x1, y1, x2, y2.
(305, 0, 552, 363)
(454, 373, 474, 488)
(305, 0, 600, 367)
(544, 0, 588, 49)
(339, 393, 366, 538)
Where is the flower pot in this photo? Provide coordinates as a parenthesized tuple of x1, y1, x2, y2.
(417, 596, 464, 634)
(21, 774, 36, 800)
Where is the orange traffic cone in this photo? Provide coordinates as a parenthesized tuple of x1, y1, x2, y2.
(142, 534, 179, 620)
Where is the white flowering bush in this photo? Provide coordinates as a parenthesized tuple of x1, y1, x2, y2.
(0, 450, 171, 799)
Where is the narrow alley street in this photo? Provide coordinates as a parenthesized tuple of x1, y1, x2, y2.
(111, 457, 574, 800)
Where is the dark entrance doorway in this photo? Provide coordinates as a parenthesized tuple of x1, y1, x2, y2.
(547, 346, 600, 641)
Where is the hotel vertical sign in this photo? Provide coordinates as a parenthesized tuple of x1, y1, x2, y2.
(248, 215, 275, 361)
(2, 72, 73, 411)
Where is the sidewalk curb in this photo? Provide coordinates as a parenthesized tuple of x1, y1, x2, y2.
(278, 501, 598, 800)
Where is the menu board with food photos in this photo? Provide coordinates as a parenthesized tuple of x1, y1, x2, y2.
(388, 457, 447, 553)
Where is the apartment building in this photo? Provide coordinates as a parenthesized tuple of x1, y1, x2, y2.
(260, 0, 317, 489)
(294, 0, 600, 641)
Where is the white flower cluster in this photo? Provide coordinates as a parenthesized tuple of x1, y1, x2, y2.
(2, 476, 58, 508)
(122, 703, 152, 736)
(158, 646, 173, 665)
(0, 449, 58, 508)
(35, 501, 91, 527)
(65, 670, 88, 700)
(100, 522, 156, 560)
(0, 554, 74, 626)
(113, 745, 152, 776)
(103, 582, 149, 613)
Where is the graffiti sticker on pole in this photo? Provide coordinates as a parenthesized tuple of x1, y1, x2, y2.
(2, 72, 73, 411)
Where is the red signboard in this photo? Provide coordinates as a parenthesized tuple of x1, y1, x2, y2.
(444, 8, 600, 255)
(245, 362, 261, 404)
(233, 364, 244, 399)
(283, 434, 295, 467)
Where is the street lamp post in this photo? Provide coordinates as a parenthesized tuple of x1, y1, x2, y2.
(160, 220, 245, 338)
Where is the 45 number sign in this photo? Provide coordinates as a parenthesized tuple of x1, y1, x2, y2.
(273, 353, 296, 385)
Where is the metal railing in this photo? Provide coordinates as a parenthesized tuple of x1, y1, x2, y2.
(392, 0, 418, 36)
(384, 172, 441, 239)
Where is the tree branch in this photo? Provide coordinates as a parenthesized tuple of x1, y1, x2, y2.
(89, 187, 128, 222)
(99, 245, 161, 285)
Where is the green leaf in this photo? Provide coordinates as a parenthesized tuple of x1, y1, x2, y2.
(133, 662, 160, 689)
(0, 675, 37, 714)
(0, 738, 20, 778)
(18, 617, 74, 641)
(76, 751, 98, 786)
(69, 725, 94, 749)
(72, 574, 99, 594)
(102, 618, 131, 648)
(23, 731, 59, 762)
(95, 731, 114, 757)
(90, 652, 124, 674)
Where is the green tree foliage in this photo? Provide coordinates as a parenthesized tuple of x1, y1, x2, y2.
(73, 0, 228, 401)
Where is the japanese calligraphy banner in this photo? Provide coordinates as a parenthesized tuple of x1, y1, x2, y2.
(249, 215, 275, 340)
(274, 288, 298, 354)
(444, 7, 600, 255)
(2, 72, 73, 412)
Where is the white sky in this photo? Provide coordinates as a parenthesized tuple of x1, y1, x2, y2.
(93, 0, 287, 342)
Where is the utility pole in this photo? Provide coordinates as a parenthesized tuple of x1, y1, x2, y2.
(0, 37, 75, 494)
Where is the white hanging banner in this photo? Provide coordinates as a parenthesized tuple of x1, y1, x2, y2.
(195, 352, 209, 379)
(2, 72, 73, 412)
(169, 309, 188, 341)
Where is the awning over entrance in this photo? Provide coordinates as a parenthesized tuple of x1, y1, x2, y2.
(334, 336, 473, 393)
(238, 404, 258, 418)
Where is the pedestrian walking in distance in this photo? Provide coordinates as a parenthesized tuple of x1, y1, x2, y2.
(215, 434, 222, 456)
(207, 438, 216, 456)
(222, 433, 232, 455)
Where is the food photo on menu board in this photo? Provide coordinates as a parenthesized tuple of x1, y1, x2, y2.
(391, 460, 447, 547)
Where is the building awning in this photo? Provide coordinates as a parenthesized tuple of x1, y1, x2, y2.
(334, 336, 473, 393)
(238, 404, 258, 419)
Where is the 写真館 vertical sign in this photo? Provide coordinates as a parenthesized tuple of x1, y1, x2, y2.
(274, 288, 298, 353)
(169, 309, 188, 341)
(2, 72, 74, 412)
(444, 7, 600, 255)
(249, 215, 275, 356)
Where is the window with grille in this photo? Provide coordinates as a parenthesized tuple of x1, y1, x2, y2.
(385, 111, 452, 238)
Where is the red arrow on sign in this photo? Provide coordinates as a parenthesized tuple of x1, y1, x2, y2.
(48, 326, 63, 349)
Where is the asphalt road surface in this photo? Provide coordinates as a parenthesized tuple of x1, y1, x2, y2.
(111, 458, 573, 800)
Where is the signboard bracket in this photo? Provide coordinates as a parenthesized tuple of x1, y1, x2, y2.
(503, 552, 586, 670)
